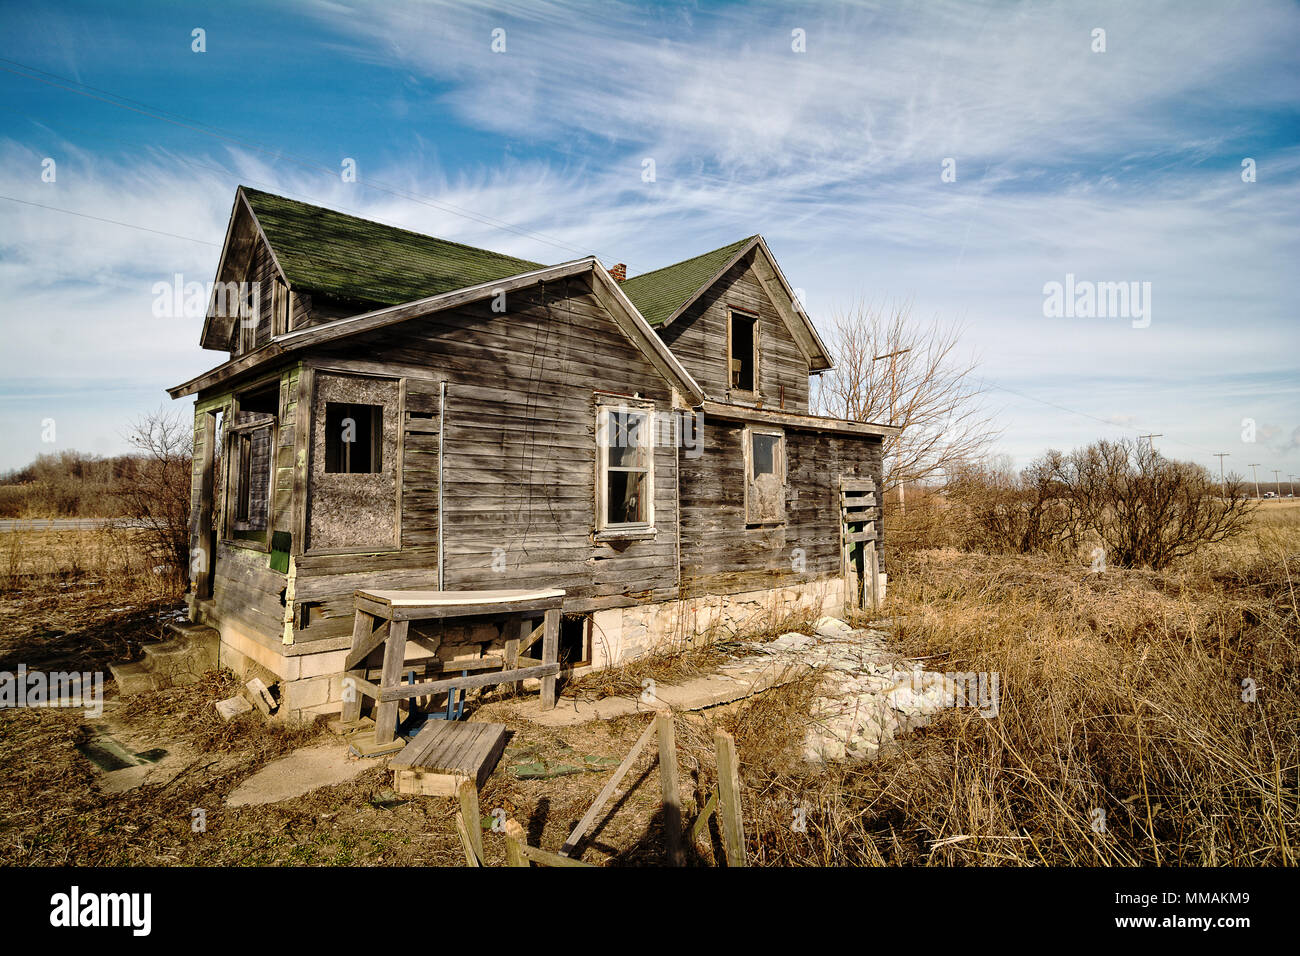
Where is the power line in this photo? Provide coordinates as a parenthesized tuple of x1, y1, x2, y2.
(985, 380, 1222, 459)
(0, 194, 219, 245)
(0, 56, 603, 264)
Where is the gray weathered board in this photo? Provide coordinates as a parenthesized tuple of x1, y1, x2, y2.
(389, 720, 508, 789)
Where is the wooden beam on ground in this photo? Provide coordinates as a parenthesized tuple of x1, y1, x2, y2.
(714, 730, 748, 867)
(656, 712, 684, 866)
(560, 717, 660, 857)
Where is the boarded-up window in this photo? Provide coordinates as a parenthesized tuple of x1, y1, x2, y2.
(745, 428, 785, 524)
(308, 373, 400, 552)
(597, 404, 654, 531)
(324, 402, 383, 473)
(230, 419, 273, 534)
(729, 309, 757, 393)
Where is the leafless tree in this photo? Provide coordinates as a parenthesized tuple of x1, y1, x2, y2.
(115, 408, 192, 572)
(816, 299, 1000, 509)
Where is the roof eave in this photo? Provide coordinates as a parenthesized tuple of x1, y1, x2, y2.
(169, 258, 708, 405)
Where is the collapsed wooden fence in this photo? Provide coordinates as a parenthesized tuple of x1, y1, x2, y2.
(451, 713, 747, 867)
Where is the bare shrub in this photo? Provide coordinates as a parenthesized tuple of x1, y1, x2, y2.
(946, 441, 1254, 570)
(115, 408, 193, 574)
(1051, 439, 1254, 570)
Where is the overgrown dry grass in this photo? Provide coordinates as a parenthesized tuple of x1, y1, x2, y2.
(734, 499, 1300, 865)
(2, 507, 1296, 867)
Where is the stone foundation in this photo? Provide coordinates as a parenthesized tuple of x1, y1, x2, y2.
(589, 576, 847, 668)
(204, 575, 855, 721)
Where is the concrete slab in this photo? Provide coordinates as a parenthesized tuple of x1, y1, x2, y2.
(225, 743, 381, 808)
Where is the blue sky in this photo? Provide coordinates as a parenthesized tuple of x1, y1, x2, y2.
(1, 0, 1298, 485)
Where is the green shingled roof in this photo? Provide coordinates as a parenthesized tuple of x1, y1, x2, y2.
(620, 236, 757, 327)
(240, 187, 546, 308)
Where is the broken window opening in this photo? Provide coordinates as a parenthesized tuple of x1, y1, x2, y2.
(325, 402, 384, 473)
(729, 310, 757, 393)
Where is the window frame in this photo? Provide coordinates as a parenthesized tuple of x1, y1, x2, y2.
(324, 401, 384, 474)
(727, 307, 760, 398)
(594, 399, 656, 539)
(744, 425, 786, 526)
(221, 381, 279, 552)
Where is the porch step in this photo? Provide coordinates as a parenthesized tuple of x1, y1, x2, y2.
(110, 623, 220, 696)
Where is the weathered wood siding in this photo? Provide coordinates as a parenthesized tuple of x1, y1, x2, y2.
(655, 249, 811, 411)
(284, 275, 682, 642)
(678, 420, 882, 598)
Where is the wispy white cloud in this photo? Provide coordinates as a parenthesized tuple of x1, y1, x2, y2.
(0, 0, 1295, 476)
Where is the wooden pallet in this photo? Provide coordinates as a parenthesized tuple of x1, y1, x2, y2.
(390, 720, 508, 795)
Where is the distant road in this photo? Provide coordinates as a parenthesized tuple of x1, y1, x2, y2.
(0, 518, 148, 532)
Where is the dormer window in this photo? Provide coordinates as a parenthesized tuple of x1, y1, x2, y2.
(728, 308, 758, 394)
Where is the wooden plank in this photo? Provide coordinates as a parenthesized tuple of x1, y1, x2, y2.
(560, 718, 659, 857)
(342, 619, 390, 671)
(392, 768, 460, 797)
(340, 608, 373, 723)
(454, 811, 480, 867)
(714, 730, 747, 867)
(841, 493, 876, 508)
(521, 843, 596, 868)
(457, 777, 484, 865)
(867, 541, 880, 611)
(503, 819, 529, 867)
(657, 712, 684, 866)
(380, 663, 559, 701)
(373, 619, 409, 744)
(517, 621, 545, 657)
(541, 607, 560, 710)
(688, 791, 717, 844)
(389, 721, 509, 790)
(459, 726, 510, 788)
(839, 477, 877, 492)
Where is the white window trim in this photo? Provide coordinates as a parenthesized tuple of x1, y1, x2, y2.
(595, 400, 656, 539)
(744, 425, 786, 526)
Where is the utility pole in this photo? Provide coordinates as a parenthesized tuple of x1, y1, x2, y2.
(1248, 463, 1261, 499)
(1139, 435, 1163, 495)
(1290, 475, 1297, 498)
(873, 347, 911, 517)
(1272, 469, 1281, 498)
(1213, 453, 1229, 493)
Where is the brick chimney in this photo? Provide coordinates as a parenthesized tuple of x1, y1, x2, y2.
(608, 263, 627, 283)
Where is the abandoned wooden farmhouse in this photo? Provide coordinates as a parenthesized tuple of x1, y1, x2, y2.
(167, 187, 896, 723)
